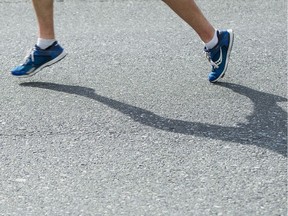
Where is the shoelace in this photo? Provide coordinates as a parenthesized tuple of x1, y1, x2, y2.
(205, 51, 219, 69)
(22, 47, 36, 65)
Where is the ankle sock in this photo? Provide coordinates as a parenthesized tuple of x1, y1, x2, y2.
(37, 38, 56, 49)
(205, 30, 218, 50)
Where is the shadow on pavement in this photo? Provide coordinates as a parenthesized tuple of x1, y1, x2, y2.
(20, 81, 287, 157)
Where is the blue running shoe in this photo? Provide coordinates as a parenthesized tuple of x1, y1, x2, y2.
(204, 29, 234, 83)
(11, 41, 67, 77)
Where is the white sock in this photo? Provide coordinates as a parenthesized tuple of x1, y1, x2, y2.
(205, 30, 218, 50)
(37, 38, 56, 49)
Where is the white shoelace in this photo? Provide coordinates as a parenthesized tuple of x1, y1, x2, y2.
(205, 48, 222, 69)
(206, 54, 219, 69)
(22, 47, 36, 65)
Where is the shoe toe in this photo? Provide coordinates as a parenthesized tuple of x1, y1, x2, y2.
(11, 66, 23, 75)
(208, 72, 219, 82)
(11, 65, 33, 76)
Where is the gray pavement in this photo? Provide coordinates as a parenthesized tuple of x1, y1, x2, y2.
(0, 0, 287, 215)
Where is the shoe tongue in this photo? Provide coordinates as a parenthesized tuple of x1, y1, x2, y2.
(204, 46, 210, 52)
(35, 41, 57, 50)
(35, 44, 43, 50)
(45, 41, 57, 50)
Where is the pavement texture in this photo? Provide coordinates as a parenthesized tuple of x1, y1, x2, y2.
(0, 0, 287, 215)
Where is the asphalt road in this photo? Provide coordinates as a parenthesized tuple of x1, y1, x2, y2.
(0, 0, 287, 215)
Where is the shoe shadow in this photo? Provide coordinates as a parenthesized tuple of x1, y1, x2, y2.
(20, 81, 287, 157)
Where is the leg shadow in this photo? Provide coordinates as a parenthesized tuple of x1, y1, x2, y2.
(20, 82, 287, 156)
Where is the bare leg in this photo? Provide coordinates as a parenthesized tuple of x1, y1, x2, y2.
(32, 0, 55, 39)
(162, 0, 215, 43)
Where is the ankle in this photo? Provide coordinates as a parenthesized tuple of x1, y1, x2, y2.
(205, 30, 218, 49)
(37, 38, 56, 49)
